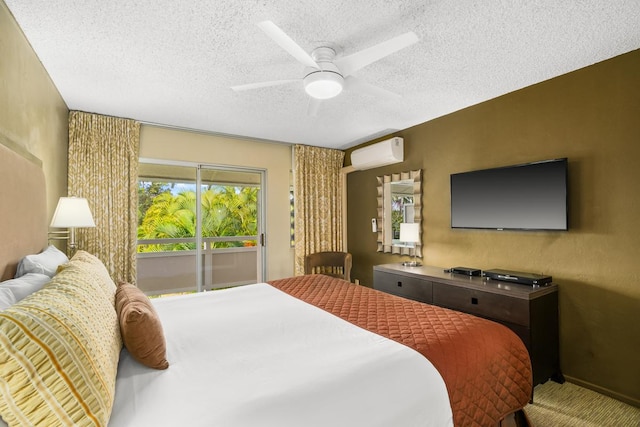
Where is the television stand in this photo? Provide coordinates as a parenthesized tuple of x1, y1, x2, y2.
(373, 263, 562, 387)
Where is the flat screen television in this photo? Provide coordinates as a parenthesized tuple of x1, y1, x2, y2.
(450, 158, 568, 231)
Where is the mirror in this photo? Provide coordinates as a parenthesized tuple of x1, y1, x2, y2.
(377, 170, 422, 257)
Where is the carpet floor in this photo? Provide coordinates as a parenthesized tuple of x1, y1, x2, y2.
(524, 382, 640, 427)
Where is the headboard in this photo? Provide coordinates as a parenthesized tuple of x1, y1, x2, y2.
(0, 139, 48, 280)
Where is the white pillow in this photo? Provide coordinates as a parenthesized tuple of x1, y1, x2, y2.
(0, 273, 51, 303)
(0, 287, 16, 311)
(15, 245, 69, 278)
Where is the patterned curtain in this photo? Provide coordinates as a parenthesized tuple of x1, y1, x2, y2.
(293, 144, 345, 276)
(68, 111, 140, 283)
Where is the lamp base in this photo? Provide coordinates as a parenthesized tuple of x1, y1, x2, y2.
(402, 261, 422, 267)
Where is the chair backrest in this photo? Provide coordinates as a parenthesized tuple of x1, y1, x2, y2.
(304, 251, 352, 282)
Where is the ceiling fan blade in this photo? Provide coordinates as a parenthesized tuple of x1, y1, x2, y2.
(307, 97, 322, 117)
(231, 79, 299, 92)
(345, 76, 401, 99)
(257, 21, 319, 69)
(336, 32, 419, 76)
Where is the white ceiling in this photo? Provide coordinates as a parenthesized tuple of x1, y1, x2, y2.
(5, 1, 640, 150)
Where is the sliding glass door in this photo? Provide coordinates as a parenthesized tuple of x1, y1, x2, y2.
(197, 165, 265, 292)
(137, 161, 265, 295)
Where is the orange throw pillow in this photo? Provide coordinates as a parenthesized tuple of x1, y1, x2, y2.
(115, 282, 169, 370)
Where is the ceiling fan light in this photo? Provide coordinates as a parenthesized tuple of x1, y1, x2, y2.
(304, 71, 344, 99)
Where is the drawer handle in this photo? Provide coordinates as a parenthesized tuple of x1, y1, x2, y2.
(397, 281, 403, 287)
(471, 297, 478, 305)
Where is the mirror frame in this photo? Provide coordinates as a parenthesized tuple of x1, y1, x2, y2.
(376, 169, 422, 257)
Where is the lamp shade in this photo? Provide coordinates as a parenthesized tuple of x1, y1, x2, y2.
(399, 223, 420, 243)
(50, 197, 96, 228)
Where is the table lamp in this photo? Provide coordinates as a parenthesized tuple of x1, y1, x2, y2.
(400, 222, 422, 267)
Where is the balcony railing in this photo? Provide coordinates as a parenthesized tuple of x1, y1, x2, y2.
(137, 236, 258, 295)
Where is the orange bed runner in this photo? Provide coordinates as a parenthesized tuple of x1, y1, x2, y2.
(269, 274, 532, 427)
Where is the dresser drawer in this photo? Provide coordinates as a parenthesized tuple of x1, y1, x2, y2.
(373, 271, 432, 303)
(432, 282, 529, 326)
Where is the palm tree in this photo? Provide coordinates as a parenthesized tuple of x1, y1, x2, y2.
(138, 186, 259, 252)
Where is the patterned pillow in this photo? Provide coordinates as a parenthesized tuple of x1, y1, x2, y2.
(58, 250, 117, 301)
(0, 254, 122, 426)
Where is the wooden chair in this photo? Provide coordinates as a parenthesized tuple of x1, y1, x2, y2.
(304, 251, 352, 282)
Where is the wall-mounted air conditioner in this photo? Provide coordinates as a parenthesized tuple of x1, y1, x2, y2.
(350, 137, 404, 170)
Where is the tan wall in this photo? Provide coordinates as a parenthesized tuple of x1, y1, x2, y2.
(346, 49, 640, 405)
(139, 126, 294, 280)
(0, 1, 68, 217)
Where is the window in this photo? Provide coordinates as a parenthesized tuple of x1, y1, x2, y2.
(137, 162, 264, 295)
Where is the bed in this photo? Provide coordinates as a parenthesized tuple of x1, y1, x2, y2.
(0, 141, 532, 426)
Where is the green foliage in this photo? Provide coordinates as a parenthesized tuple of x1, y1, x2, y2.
(391, 209, 404, 238)
(391, 195, 414, 238)
(138, 181, 173, 226)
(138, 185, 258, 253)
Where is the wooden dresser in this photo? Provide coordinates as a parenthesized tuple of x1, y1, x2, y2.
(373, 263, 562, 387)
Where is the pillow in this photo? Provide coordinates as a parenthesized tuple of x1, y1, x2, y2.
(0, 273, 50, 304)
(59, 250, 117, 302)
(116, 281, 169, 370)
(15, 245, 69, 278)
(0, 254, 121, 426)
(0, 287, 16, 311)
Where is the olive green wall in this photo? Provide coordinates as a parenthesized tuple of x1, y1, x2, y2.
(346, 49, 640, 405)
(0, 1, 68, 217)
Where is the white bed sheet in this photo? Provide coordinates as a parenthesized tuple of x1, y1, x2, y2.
(109, 283, 452, 427)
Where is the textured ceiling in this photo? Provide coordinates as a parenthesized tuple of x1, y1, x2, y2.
(5, 1, 640, 149)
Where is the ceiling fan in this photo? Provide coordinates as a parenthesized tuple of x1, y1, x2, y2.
(231, 21, 419, 115)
